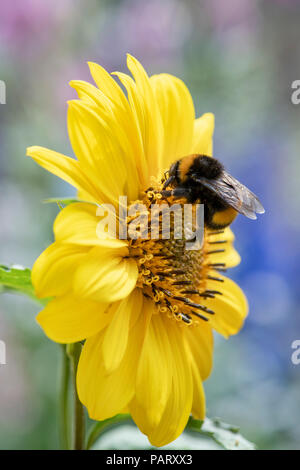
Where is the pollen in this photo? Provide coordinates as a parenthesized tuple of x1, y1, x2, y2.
(127, 177, 224, 326)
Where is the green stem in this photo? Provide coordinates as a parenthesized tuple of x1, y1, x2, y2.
(67, 343, 85, 450)
(59, 345, 70, 450)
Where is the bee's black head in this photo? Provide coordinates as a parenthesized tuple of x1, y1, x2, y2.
(193, 155, 224, 179)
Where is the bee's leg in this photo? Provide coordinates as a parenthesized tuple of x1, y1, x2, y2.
(162, 175, 175, 190)
(161, 189, 172, 198)
(161, 187, 192, 200)
(172, 187, 192, 198)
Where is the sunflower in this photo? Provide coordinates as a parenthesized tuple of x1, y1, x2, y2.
(27, 55, 247, 447)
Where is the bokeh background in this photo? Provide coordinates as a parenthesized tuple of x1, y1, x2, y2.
(0, 0, 300, 450)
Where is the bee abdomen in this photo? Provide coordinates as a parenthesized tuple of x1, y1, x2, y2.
(208, 207, 238, 229)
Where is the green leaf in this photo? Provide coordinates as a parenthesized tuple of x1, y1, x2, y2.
(87, 414, 256, 450)
(86, 414, 132, 450)
(43, 197, 97, 209)
(187, 417, 256, 450)
(91, 423, 220, 450)
(0, 264, 48, 304)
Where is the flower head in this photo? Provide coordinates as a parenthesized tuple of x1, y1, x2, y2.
(27, 55, 247, 447)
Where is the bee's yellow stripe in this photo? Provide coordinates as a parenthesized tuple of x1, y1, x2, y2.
(179, 154, 198, 181)
(211, 207, 238, 227)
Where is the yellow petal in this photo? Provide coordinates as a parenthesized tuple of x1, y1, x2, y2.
(76, 188, 96, 202)
(36, 295, 110, 343)
(102, 289, 143, 372)
(32, 242, 88, 298)
(130, 317, 193, 447)
(88, 61, 130, 111)
(147, 320, 193, 447)
(77, 298, 152, 421)
(184, 321, 214, 381)
(190, 360, 206, 421)
(210, 245, 241, 269)
(69, 79, 118, 111)
(126, 54, 164, 178)
(191, 113, 215, 156)
(68, 81, 141, 200)
(26, 146, 101, 202)
(204, 273, 248, 338)
(183, 325, 210, 420)
(134, 312, 174, 428)
(206, 227, 241, 268)
(150, 73, 195, 170)
(68, 100, 139, 205)
(210, 226, 235, 243)
(54, 202, 126, 248)
(88, 62, 148, 189)
(113, 71, 149, 186)
(73, 246, 138, 303)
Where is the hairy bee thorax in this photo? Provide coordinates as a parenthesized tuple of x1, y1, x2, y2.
(127, 176, 225, 326)
(180, 154, 224, 181)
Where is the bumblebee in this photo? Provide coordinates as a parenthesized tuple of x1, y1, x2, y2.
(162, 154, 265, 229)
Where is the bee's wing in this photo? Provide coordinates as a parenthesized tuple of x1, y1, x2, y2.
(194, 171, 265, 220)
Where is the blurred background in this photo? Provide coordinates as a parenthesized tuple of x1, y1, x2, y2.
(0, 0, 300, 450)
